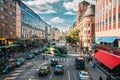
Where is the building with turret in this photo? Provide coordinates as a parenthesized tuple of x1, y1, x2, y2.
(78, 5, 95, 50)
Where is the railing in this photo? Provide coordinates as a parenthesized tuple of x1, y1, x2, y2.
(96, 45, 120, 56)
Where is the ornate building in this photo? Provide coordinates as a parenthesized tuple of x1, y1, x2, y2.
(78, 5, 95, 50)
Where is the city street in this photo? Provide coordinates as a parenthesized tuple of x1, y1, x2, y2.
(0, 50, 81, 80)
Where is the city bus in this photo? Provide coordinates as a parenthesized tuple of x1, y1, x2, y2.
(52, 46, 68, 57)
(75, 57, 85, 70)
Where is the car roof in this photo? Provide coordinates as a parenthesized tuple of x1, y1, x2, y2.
(56, 65, 63, 67)
(80, 71, 88, 74)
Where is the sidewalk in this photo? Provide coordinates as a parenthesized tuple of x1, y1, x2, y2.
(85, 63, 107, 80)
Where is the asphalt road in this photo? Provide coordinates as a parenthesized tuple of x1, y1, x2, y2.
(0, 50, 82, 80)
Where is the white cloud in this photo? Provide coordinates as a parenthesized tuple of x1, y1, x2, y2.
(22, 0, 60, 14)
(46, 0, 60, 4)
(64, 11, 76, 15)
(63, 0, 95, 12)
(28, 4, 56, 14)
(51, 17, 65, 23)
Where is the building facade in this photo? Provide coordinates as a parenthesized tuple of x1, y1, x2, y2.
(0, 0, 16, 45)
(78, 5, 95, 50)
(77, 1, 89, 24)
(50, 27, 61, 41)
(16, 1, 50, 40)
(94, 0, 120, 79)
(95, 0, 120, 48)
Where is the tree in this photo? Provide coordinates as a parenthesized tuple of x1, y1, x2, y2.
(65, 29, 80, 44)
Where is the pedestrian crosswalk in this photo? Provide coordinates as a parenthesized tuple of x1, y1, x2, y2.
(48, 58, 75, 62)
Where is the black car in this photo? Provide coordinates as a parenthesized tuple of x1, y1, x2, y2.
(51, 59, 58, 67)
(33, 50, 39, 55)
(26, 54, 34, 60)
(54, 65, 64, 75)
(38, 66, 50, 77)
(15, 58, 25, 67)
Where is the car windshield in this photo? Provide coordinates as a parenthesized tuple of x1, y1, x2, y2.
(81, 72, 87, 76)
(16, 59, 21, 62)
(40, 68, 45, 72)
(56, 66, 62, 70)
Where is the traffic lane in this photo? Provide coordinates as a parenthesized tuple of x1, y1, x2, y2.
(0, 54, 43, 80)
(30, 55, 80, 80)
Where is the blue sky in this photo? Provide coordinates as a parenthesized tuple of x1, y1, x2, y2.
(21, 0, 95, 32)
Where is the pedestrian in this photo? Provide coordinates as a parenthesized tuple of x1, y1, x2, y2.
(99, 76, 103, 80)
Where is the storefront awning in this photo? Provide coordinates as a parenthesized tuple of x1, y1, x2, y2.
(95, 38, 102, 44)
(93, 50, 120, 70)
(101, 37, 116, 43)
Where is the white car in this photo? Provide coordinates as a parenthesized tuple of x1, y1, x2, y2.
(78, 71, 90, 80)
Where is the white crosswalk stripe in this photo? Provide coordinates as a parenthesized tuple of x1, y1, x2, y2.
(48, 58, 75, 62)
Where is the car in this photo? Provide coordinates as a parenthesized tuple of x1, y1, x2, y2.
(15, 58, 25, 67)
(78, 71, 90, 80)
(75, 57, 85, 70)
(26, 53, 34, 60)
(51, 59, 58, 67)
(33, 50, 39, 55)
(54, 65, 64, 75)
(2, 59, 16, 74)
(38, 66, 50, 77)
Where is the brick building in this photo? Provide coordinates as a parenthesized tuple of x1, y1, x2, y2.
(78, 5, 95, 50)
(0, 0, 16, 45)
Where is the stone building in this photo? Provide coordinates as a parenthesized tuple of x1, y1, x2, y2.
(78, 5, 95, 50)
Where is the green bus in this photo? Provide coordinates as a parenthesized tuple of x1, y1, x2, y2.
(45, 44, 68, 57)
(52, 46, 68, 57)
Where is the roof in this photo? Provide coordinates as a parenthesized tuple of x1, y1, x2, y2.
(93, 50, 120, 70)
(83, 5, 95, 17)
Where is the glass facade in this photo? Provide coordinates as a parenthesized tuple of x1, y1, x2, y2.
(20, 2, 47, 31)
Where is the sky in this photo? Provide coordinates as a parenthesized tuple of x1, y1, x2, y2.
(21, 0, 95, 32)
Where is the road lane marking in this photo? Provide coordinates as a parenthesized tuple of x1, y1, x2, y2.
(50, 71, 54, 79)
(67, 63, 69, 67)
(73, 71, 77, 80)
(64, 58, 65, 61)
(69, 58, 71, 61)
(68, 70, 70, 80)
(61, 58, 62, 61)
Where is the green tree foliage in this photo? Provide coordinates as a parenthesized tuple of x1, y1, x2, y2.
(65, 29, 80, 44)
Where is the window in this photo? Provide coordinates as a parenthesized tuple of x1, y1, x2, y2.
(0, 6, 3, 11)
(119, 0, 120, 4)
(113, 0, 116, 7)
(106, 18, 107, 25)
(119, 13, 120, 21)
(0, 0, 7, 4)
(109, 17, 111, 24)
(0, 0, 3, 3)
(113, 15, 116, 22)
(10, 4, 16, 10)
(1, 15, 8, 20)
(0, 7, 8, 13)
(85, 39, 90, 43)
(10, 32, 13, 35)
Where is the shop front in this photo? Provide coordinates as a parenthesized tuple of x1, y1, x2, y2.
(93, 50, 120, 79)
